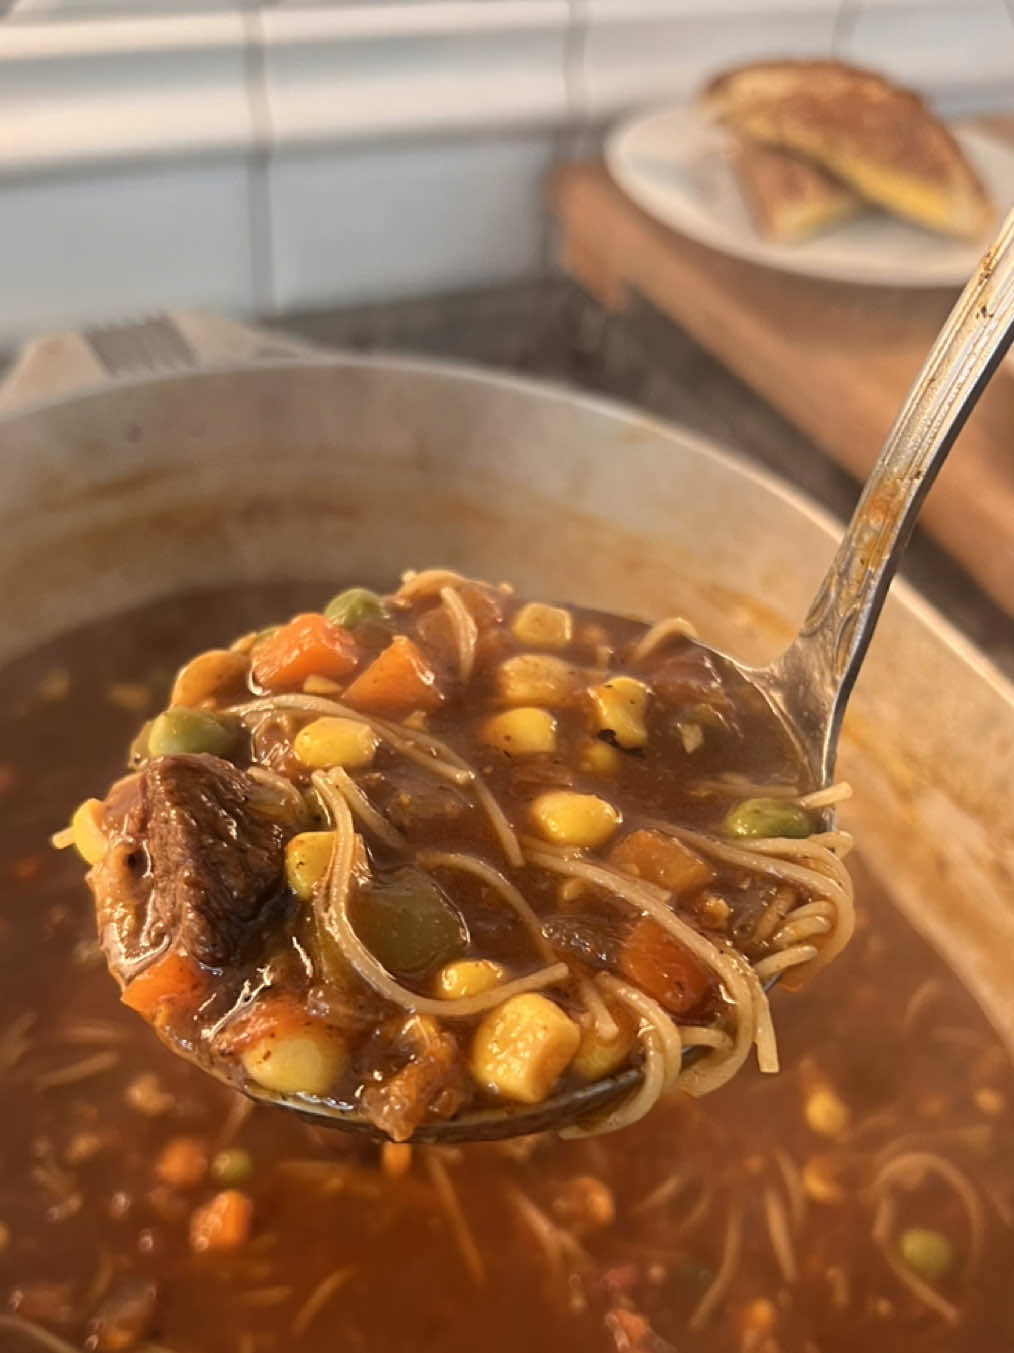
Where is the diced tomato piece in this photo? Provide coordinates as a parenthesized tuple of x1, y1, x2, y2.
(251, 614, 359, 692)
(121, 950, 206, 1024)
(618, 918, 712, 1015)
(342, 636, 444, 715)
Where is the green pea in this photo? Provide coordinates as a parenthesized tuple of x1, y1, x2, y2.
(324, 588, 386, 630)
(351, 867, 467, 980)
(899, 1227, 954, 1281)
(147, 708, 236, 758)
(211, 1147, 253, 1188)
(127, 720, 154, 766)
(722, 797, 812, 840)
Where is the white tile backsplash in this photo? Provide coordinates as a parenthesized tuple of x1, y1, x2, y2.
(260, 2, 570, 145)
(839, 1, 1014, 114)
(0, 14, 252, 174)
(581, 5, 839, 121)
(0, 162, 255, 347)
(1, 0, 1012, 343)
(266, 134, 557, 311)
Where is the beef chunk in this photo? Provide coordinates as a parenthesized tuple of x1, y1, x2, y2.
(360, 1014, 467, 1141)
(542, 913, 627, 971)
(379, 772, 470, 836)
(93, 754, 286, 970)
(651, 649, 731, 710)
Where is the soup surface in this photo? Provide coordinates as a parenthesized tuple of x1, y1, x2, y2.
(2, 584, 1012, 1353)
(70, 572, 852, 1141)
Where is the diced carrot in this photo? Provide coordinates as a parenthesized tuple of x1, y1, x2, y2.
(618, 918, 713, 1015)
(213, 991, 320, 1053)
(155, 1135, 210, 1191)
(251, 614, 359, 692)
(189, 1189, 254, 1253)
(121, 951, 206, 1024)
(342, 636, 444, 715)
(609, 829, 714, 897)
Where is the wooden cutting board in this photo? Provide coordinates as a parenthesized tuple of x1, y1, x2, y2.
(550, 153, 1014, 620)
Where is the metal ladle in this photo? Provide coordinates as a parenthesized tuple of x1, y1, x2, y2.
(249, 209, 1014, 1142)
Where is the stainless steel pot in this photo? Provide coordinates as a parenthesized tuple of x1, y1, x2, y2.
(1, 314, 1011, 1058)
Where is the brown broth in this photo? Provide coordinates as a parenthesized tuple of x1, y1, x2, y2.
(1, 584, 1012, 1353)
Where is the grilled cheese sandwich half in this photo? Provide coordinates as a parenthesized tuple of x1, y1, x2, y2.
(729, 136, 863, 242)
(701, 60, 993, 240)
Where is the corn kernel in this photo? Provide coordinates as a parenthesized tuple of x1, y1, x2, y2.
(802, 1154, 845, 1205)
(241, 1027, 347, 1097)
(805, 1086, 851, 1138)
(580, 738, 623, 775)
(678, 721, 704, 754)
(530, 790, 621, 849)
(381, 1142, 413, 1180)
(557, 878, 587, 907)
(739, 1298, 777, 1337)
(471, 994, 580, 1103)
(481, 707, 557, 756)
(435, 959, 506, 1000)
(590, 676, 650, 750)
(511, 602, 574, 650)
(71, 798, 107, 866)
(171, 649, 249, 709)
(552, 1175, 615, 1232)
(285, 831, 335, 901)
(294, 717, 378, 770)
(496, 655, 579, 707)
(302, 675, 343, 696)
(572, 1005, 636, 1081)
(974, 1087, 1005, 1116)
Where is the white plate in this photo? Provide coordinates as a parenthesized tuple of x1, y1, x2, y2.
(605, 104, 1014, 288)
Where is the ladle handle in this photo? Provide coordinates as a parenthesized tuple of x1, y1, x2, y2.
(773, 208, 1014, 782)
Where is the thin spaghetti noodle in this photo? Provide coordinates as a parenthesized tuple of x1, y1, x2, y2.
(314, 775, 567, 1019)
(79, 571, 861, 1143)
(523, 846, 757, 1097)
(660, 824, 855, 978)
(414, 850, 555, 961)
(393, 569, 471, 603)
(328, 767, 405, 851)
(234, 692, 523, 864)
(561, 976, 680, 1138)
(628, 615, 699, 662)
(440, 586, 478, 683)
(234, 693, 473, 785)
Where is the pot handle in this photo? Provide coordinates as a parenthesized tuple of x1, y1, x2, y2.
(0, 310, 323, 415)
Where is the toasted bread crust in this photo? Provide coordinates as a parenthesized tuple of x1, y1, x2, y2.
(729, 136, 862, 242)
(701, 59, 993, 239)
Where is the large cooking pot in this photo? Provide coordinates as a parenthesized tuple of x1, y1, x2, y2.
(1, 315, 1011, 1063)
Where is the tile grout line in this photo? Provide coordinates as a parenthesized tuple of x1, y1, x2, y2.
(241, 4, 276, 318)
(538, 0, 592, 332)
